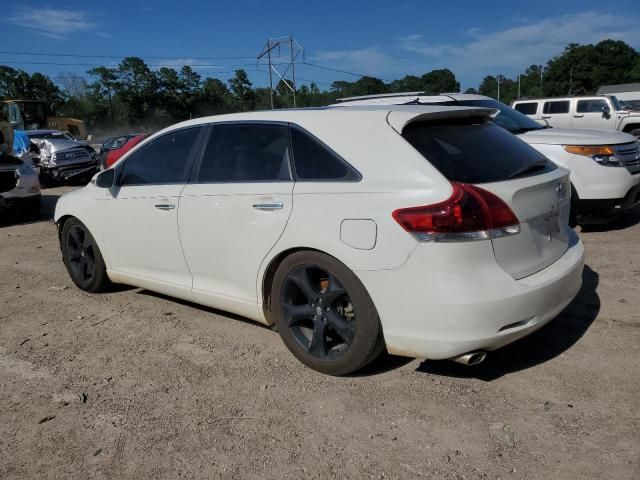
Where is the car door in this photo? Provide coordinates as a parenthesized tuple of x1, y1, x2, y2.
(540, 100, 572, 128)
(178, 122, 294, 318)
(101, 126, 204, 294)
(571, 98, 615, 130)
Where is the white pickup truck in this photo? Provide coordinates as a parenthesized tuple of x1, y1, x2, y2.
(512, 95, 640, 138)
(334, 93, 640, 225)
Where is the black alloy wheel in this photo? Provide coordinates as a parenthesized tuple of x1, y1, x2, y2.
(271, 251, 384, 375)
(61, 218, 113, 293)
(281, 265, 356, 361)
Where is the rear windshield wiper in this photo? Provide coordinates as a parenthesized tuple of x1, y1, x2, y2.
(508, 159, 550, 179)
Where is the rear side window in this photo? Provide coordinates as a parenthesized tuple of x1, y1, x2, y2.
(290, 127, 360, 181)
(577, 99, 608, 113)
(543, 101, 570, 114)
(120, 127, 200, 186)
(513, 102, 538, 115)
(402, 117, 556, 183)
(197, 123, 291, 183)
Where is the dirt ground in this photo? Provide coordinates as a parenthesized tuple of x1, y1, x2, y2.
(1, 185, 638, 480)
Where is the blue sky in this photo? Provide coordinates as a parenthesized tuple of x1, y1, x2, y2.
(4, 0, 640, 91)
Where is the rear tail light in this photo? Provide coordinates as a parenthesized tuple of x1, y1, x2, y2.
(392, 182, 520, 242)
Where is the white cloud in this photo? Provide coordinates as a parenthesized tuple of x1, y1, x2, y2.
(399, 11, 640, 76)
(311, 47, 402, 77)
(8, 6, 97, 39)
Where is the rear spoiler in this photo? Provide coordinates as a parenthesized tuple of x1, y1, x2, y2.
(387, 107, 498, 134)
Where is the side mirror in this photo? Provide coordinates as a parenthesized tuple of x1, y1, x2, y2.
(95, 169, 115, 188)
(602, 105, 611, 117)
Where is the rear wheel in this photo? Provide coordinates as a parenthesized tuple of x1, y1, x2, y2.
(271, 251, 384, 376)
(61, 218, 113, 292)
(628, 128, 640, 139)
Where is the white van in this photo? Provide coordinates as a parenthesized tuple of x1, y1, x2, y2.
(512, 96, 640, 137)
(334, 93, 640, 224)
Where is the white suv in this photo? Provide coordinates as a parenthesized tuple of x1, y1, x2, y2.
(336, 93, 640, 224)
(55, 106, 584, 375)
(512, 95, 640, 138)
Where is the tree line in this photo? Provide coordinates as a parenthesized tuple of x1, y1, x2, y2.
(1, 39, 638, 133)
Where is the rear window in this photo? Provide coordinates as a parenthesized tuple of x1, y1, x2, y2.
(513, 102, 538, 115)
(401, 117, 556, 183)
(543, 101, 570, 114)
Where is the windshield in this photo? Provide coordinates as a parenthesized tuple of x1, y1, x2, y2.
(448, 99, 546, 133)
(609, 96, 624, 111)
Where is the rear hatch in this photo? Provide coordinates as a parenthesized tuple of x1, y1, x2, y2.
(394, 109, 570, 279)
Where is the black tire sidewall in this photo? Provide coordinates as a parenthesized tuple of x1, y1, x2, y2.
(61, 218, 111, 293)
(271, 251, 383, 376)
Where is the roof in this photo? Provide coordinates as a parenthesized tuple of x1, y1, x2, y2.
(332, 92, 493, 106)
(597, 83, 640, 94)
(25, 129, 63, 136)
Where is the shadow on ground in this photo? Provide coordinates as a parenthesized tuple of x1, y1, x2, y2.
(580, 206, 640, 232)
(415, 265, 600, 381)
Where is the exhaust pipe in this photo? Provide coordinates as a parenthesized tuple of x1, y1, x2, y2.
(451, 351, 486, 366)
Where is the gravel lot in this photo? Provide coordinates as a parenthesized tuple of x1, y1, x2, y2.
(1, 186, 639, 479)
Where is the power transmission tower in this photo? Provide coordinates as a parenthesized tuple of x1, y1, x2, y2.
(257, 35, 304, 109)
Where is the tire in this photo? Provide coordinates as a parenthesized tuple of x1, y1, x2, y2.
(628, 128, 640, 139)
(270, 251, 384, 376)
(60, 218, 113, 293)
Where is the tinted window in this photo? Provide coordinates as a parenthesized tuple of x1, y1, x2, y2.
(543, 101, 570, 114)
(197, 123, 290, 183)
(448, 99, 544, 133)
(120, 127, 200, 186)
(577, 99, 608, 113)
(402, 117, 555, 183)
(514, 102, 538, 115)
(290, 127, 359, 181)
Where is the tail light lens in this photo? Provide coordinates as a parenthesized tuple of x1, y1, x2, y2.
(392, 182, 520, 242)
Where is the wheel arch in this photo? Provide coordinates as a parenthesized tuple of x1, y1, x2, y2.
(622, 123, 640, 134)
(260, 247, 342, 325)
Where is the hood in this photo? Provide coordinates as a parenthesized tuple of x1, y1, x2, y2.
(35, 138, 90, 153)
(519, 127, 636, 146)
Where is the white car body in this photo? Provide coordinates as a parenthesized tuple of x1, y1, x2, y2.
(336, 94, 640, 222)
(55, 106, 584, 362)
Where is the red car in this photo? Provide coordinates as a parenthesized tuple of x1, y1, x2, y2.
(102, 134, 149, 169)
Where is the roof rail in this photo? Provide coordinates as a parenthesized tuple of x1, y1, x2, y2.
(336, 91, 426, 102)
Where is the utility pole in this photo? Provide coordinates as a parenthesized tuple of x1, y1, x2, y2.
(539, 65, 543, 90)
(517, 74, 521, 100)
(497, 75, 500, 103)
(257, 35, 304, 109)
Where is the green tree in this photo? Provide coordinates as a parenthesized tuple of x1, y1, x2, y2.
(228, 69, 255, 111)
(421, 69, 459, 94)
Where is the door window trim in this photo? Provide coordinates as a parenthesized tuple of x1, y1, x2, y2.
(115, 125, 206, 187)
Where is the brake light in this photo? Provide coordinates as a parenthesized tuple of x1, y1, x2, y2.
(392, 182, 520, 242)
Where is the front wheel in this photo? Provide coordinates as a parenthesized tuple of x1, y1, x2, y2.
(270, 251, 384, 376)
(61, 218, 113, 292)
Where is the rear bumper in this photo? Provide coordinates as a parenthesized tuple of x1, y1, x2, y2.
(575, 182, 640, 222)
(356, 229, 585, 360)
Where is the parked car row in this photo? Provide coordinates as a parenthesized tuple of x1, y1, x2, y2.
(55, 104, 588, 375)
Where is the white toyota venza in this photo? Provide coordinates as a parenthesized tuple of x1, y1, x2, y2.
(55, 105, 585, 375)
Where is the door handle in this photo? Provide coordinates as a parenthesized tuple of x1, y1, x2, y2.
(252, 202, 283, 211)
(573, 114, 584, 118)
(154, 204, 176, 211)
(541, 115, 551, 119)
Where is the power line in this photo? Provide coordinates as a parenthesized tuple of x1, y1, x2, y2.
(0, 60, 293, 68)
(0, 50, 258, 61)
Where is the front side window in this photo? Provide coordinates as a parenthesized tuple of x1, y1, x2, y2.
(197, 123, 291, 183)
(513, 102, 538, 115)
(576, 99, 608, 113)
(543, 101, 570, 114)
(290, 127, 360, 181)
(119, 127, 200, 186)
